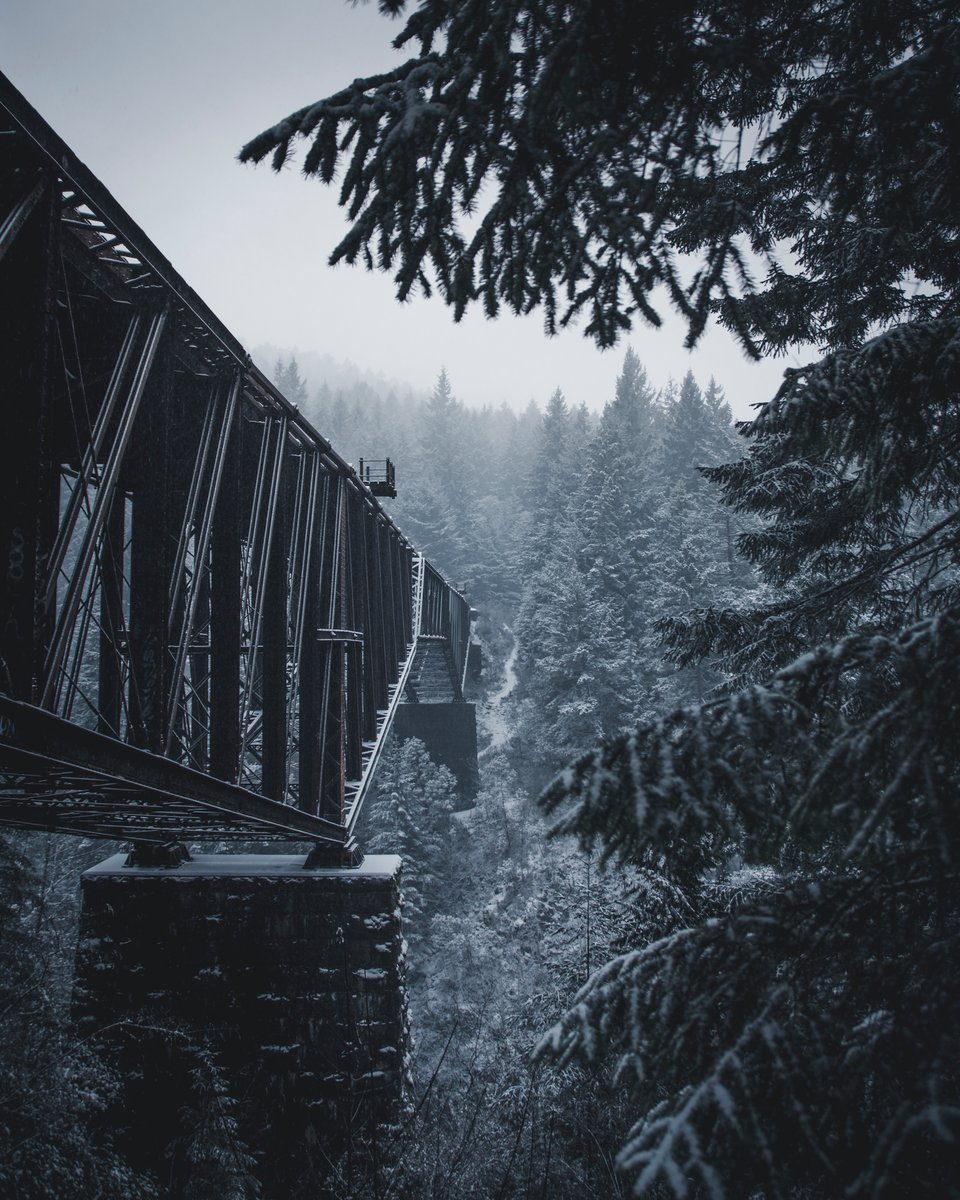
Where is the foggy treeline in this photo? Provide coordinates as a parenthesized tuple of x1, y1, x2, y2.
(291, 347, 759, 1195)
(1, 345, 754, 1197)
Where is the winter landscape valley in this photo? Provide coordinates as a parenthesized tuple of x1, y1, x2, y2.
(3, 1, 959, 1195)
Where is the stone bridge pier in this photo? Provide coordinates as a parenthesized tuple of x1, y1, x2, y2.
(74, 853, 407, 1194)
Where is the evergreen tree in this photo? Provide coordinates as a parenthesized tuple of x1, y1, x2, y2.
(363, 737, 457, 947)
(523, 387, 575, 574)
(659, 371, 719, 488)
(272, 355, 308, 408)
(419, 368, 460, 491)
(242, 1, 957, 355)
(571, 400, 595, 451)
(610, 345, 658, 447)
(704, 375, 734, 437)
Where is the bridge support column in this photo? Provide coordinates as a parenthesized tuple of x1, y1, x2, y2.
(394, 701, 480, 807)
(74, 853, 407, 1194)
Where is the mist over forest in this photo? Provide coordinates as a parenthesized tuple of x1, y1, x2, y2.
(1, 345, 763, 1195)
(4, 0, 959, 1192)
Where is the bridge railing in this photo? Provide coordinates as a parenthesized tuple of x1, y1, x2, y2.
(0, 71, 468, 853)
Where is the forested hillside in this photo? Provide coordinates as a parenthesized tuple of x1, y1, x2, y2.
(2, 344, 756, 1197)
(5, 0, 958, 1193)
(298, 346, 764, 1195)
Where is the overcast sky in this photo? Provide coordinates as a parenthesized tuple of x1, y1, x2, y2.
(4, 0, 805, 418)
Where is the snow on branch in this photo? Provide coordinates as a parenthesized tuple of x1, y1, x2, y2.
(541, 606, 960, 872)
(535, 863, 960, 1196)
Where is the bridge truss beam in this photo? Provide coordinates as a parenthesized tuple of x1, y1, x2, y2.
(0, 72, 471, 853)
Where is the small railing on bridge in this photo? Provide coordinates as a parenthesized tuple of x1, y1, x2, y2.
(0, 71, 471, 861)
(358, 458, 397, 499)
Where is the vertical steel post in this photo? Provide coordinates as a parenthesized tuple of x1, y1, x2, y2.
(261, 442, 289, 802)
(283, 449, 320, 800)
(237, 412, 287, 790)
(296, 464, 327, 815)
(97, 490, 126, 737)
(318, 476, 347, 824)
(126, 307, 173, 752)
(188, 568, 211, 770)
(209, 371, 243, 783)
(0, 175, 59, 703)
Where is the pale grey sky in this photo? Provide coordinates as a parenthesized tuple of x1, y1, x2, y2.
(4, 0, 804, 418)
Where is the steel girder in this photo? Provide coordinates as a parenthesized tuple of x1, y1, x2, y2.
(0, 72, 471, 851)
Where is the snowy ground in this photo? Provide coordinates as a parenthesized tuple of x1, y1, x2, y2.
(478, 626, 518, 758)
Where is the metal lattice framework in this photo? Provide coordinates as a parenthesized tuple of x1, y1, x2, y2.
(0, 72, 471, 857)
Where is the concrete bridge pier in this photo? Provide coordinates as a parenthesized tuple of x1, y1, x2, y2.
(73, 853, 407, 1194)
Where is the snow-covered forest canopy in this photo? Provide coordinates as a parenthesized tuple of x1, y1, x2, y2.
(286, 349, 784, 1198)
(4, 0, 959, 1195)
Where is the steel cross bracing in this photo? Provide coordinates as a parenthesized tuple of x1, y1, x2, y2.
(0, 72, 472, 857)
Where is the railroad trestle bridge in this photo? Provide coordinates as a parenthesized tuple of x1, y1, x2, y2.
(0, 71, 474, 1175)
(0, 70, 472, 863)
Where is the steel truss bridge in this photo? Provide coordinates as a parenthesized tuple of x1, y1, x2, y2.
(0, 73, 472, 864)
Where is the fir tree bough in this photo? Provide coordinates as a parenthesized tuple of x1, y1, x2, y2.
(239, 0, 958, 353)
(244, 3, 960, 1194)
(532, 321, 960, 1193)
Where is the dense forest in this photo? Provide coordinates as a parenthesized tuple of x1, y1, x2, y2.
(1, 346, 763, 1197)
(8, 0, 958, 1193)
(6, 301, 960, 1199)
